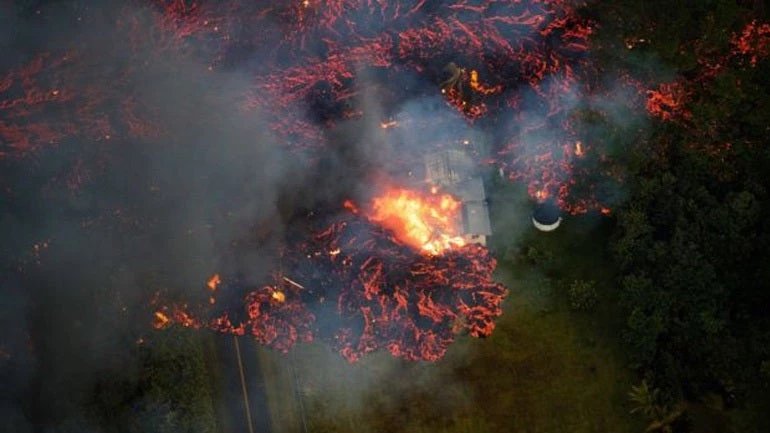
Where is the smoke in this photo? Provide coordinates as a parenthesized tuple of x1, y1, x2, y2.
(0, 1, 317, 431)
(0, 0, 666, 430)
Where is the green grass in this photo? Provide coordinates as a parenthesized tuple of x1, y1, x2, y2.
(201, 334, 230, 433)
(257, 345, 305, 433)
(253, 183, 645, 433)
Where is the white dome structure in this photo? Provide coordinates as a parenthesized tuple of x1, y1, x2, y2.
(532, 201, 563, 232)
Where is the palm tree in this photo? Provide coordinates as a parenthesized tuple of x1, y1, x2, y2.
(629, 380, 664, 419)
(628, 381, 686, 433)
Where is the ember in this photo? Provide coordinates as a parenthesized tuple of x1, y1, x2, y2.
(207, 274, 220, 290)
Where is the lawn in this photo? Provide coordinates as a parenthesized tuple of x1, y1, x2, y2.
(258, 182, 644, 433)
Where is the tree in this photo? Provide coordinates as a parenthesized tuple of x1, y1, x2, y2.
(629, 380, 686, 433)
(606, 4, 770, 426)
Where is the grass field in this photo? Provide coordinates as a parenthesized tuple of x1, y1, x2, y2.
(258, 182, 644, 433)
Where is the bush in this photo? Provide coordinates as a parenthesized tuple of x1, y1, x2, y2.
(760, 360, 770, 381)
(568, 280, 598, 311)
(522, 245, 556, 270)
(130, 329, 217, 433)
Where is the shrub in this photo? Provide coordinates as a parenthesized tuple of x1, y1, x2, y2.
(523, 245, 555, 269)
(568, 279, 598, 311)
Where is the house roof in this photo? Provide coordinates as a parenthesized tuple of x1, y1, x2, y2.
(462, 201, 493, 236)
(455, 178, 492, 236)
(453, 177, 486, 202)
(423, 150, 492, 237)
(424, 149, 473, 186)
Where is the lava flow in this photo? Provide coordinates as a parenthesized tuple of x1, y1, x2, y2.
(1, 0, 600, 362)
(1, 0, 604, 209)
(155, 185, 507, 363)
(18, 0, 766, 362)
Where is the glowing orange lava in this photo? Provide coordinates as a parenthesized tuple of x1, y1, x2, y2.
(364, 187, 466, 255)
(469, 70, 503, 95)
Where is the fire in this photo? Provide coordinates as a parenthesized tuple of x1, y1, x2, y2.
(363, 186, 466, 255)
(7, 0, 770, 364)
(271, 290, 286, 303)
(207, 274, 221, 290)
(206, 274, 221, 304)
(153, 311, 170, 329)
(152, 208, 507, 362)
(343, 200, 359, 214)
(574, 141, 584, 157)
(4, 0, 626, 362)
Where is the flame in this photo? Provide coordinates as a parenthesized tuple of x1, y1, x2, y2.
(574, 141, 584, 157)
(343, 199, 359, 214)
(380, 120, 398, 129)
(362, 186, 466, 255)
(153, 311, 170, 329)
(271, 290, 286, 303)
(150, 204, 507, 363)
(207, 273, 221, 290)
(8, 0, 611, 362)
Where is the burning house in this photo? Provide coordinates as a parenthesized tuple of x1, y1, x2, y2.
(424, 150, 492, 245)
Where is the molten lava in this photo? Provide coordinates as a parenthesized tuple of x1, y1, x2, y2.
(153, 196, 507, 362)
(18, 0, 767, 361)
(364, 186, 466, 255)
(1, 0, 609, 212)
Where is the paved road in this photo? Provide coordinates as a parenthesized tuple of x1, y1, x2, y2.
(214, 335, 272, 433)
